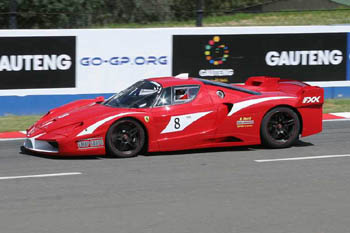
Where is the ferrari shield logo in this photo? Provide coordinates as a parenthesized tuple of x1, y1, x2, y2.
(144, 116, 150, 123)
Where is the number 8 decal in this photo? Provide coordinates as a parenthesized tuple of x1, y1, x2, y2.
(174, 117, 181, 129)
(161, 111, 212, 134)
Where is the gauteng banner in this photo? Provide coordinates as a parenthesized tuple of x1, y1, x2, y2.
(173, 33, 347, 83)
(0, 36, 76, 89)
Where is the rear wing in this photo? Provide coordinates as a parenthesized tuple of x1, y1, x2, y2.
(245, 76, 324, 106)
(245, 76, 308, 90)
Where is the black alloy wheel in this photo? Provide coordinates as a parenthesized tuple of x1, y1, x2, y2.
(106, 118, 145, 158)
(260, 107, 300, 148)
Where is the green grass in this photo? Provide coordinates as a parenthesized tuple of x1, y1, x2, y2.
(0, 115, 42, 133)
(323, 98, 350, 114)
(99, 8, 350, 28)
(0, 99, 349, 132)
(203, 9, 350, 26)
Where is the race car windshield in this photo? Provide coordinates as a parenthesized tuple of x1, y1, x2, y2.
(103, 80, 162, 108)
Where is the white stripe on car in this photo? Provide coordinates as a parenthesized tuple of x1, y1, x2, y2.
(227, 96, 296, 116)
(161, 111, 212, 134)
(77, 112, 141, 137)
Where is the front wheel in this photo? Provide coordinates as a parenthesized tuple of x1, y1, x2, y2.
(260, 107, 300, 149)
(106, 118, 145, 158)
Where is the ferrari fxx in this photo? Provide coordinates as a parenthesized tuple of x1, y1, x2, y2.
(23, 76, 323, 157)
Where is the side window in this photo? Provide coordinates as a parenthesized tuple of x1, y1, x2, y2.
(155, 87, 172, 107)
(188, 87, 200, 99)
(174, 86, 200, 104)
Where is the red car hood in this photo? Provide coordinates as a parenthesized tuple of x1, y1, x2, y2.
(27, 103, 145, 137)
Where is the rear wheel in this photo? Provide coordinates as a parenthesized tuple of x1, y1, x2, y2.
(106, 118, 145, 158)
(260, 107, 300, 148)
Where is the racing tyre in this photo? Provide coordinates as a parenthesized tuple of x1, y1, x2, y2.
(260, 107, 300, 149)
(106, 118, 145, 158)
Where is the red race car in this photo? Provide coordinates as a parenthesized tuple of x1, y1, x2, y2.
(22, 76, 323, 158)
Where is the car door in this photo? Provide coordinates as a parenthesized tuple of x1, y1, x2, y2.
(149, 84, 216, 151)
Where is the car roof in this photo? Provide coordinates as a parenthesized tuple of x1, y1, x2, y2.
(148, 76, 261, 95)
(148, 77, 203, 88)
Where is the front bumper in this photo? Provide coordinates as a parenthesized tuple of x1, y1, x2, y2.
(22, 135, 106, 156)
(23, 137, 59, 153)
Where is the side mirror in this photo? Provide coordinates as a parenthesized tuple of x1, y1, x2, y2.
(95, 96, 105, 103)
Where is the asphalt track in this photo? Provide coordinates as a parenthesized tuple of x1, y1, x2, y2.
(0, 120, 350, 233)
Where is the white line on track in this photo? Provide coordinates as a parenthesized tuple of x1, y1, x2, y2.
(323, 118, 350, 122)
(0, 138, 26, 141)
(331, 112, 350, 118)
(255, 154, 350, 163)
(0, 172, 82, 180)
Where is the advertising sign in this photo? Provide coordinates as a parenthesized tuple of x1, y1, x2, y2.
(0, 36, 76, 89)
(173, 33, 347, 83)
